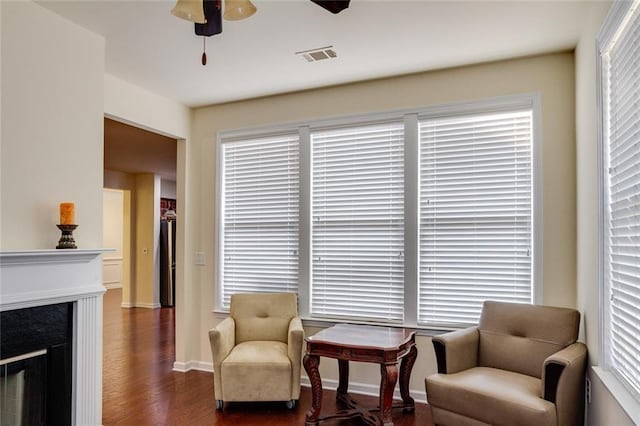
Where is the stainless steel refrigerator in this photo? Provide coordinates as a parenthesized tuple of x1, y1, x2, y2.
(159, 219, 176, 307)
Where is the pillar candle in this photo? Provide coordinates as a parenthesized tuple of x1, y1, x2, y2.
(59, 202, 75, 225)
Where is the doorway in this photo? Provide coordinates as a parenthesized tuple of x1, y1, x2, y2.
(103, 118, 178, 308)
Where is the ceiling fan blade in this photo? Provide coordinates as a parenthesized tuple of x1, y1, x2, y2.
(311, 0, 350, 14)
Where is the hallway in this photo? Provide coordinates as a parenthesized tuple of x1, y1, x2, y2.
(102, 289, 217, 424)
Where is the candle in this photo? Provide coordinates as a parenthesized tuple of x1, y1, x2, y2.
(59, 202, 75, 225)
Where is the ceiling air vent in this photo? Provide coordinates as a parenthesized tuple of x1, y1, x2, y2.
(296, 46, 337, 62)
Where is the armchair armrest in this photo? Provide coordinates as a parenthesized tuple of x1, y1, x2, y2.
(542, 342, 587, 426)
(209, 317, 236, 400)
(287, 316, 304, 400)
(432, 326, 479, 374)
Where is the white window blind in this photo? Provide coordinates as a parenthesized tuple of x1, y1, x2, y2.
(311, 122, 405, 322)
(220, 133, 300, 308)
(419, 110, 533, 326)
(602, 1, 640, 398)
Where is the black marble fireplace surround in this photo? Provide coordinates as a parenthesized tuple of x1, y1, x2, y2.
(1, 303, 73, 425)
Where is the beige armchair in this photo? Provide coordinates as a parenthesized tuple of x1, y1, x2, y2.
(208, 292, 304, 410)
(425, 301, 587, 426)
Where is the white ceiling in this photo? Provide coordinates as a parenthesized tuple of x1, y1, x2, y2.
(39, 0, 595, 108)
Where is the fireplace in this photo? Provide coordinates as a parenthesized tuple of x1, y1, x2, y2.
(0, 250, 108, 425)
(1, 303, 73, 425)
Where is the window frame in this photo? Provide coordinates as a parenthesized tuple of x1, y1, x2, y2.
(310, 119, 407, 323)
(597, 0, 640, 407)
(217, 131, 301, 309)
(215, 94, 542, 330)
(417, 105, 536, 327)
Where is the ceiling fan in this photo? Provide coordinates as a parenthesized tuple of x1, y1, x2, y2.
(171, 0, 351, 65)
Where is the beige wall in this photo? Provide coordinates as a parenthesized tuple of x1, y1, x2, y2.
(104, 169, 163, 308)
(588, 369, 635, 426)
(103, 189, 125, 289)
(0, 1, 104, 250)
(105, 170, 160, 308)
(104, 170, 135, 305)
(103, 189, 124, 259)
(3, 0, 629, 417)
(104, 169, 136, 191)
(187, 52, 578, 395)
(133, 173, 160, 308)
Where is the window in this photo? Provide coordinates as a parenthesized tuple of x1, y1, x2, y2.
(217, 96, 539, 328)
(219, 133, 300, 308)
(419, 110, 534, 326)
(311, 122, 405, 322)
(598, 0, 640, 401)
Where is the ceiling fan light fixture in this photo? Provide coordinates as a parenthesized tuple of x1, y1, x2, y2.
(171, 0, 207, 24)
(195, 0, 223, 36)
(223, 0, 257, 21)
(311, 0, 350, 14)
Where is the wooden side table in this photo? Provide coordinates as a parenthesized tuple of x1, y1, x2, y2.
(303, 323, 417, 426)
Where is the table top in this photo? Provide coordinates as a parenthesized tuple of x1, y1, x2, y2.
(306, 323, 415, 351)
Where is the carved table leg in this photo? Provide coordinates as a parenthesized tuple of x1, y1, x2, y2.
(304, 354, 322, 426)
(337, 359, 349, 400)
(399, 344, 417, 409)
(379, 362, 399, 426)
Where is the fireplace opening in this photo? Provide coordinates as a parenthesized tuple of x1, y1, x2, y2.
(0, 303, 73, 426)
(1, 350, 47, 425)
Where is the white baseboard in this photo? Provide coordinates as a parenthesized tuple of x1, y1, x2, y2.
(119, 302, 160, 309)
(119, 302, 162, 309)
(103, 283, 122, 290)
(135, 302, 161, 309)
(173, 360, 213, 373)
(300, 376, 426, 404)
(173, 360, 426, 403)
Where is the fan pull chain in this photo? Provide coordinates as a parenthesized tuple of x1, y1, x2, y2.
(202, 37, 207, 66)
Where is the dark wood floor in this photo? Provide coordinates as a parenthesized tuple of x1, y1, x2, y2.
(102, 288, 433, 425)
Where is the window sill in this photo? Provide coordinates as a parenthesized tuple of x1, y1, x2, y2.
(591, 366, 640, 425)
(300, 316, 448, 337)
(213, 309, 450, 337)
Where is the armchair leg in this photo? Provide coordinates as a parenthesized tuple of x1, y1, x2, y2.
(216, 400, 223, 410)
(286, 400, 296, 409)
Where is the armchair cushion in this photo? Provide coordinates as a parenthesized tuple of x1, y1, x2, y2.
(426, 367, 556, 426)
(221, 341, 292, 401)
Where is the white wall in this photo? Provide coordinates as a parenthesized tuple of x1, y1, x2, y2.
(576, 0, 609, 368)
(102, 72, 197, 367)
(104, 73, 190, 140)
(1, 1, 105, 250)
(0, 2, 105, 424)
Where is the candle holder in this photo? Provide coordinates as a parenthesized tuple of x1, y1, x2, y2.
(56, 224, 78, 249)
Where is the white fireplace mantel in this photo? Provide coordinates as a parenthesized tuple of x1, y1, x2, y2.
(0, 249, 111, 425)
